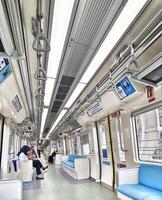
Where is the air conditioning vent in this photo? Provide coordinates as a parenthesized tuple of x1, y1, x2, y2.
(137, 53, 162, 85)
(142, 65, 162, 84)
(60, 76, 75, 86)
(11, 95, 22, 112)
(56, 93, 66, 100)
(58, 86, 70, 93)
(51, 101, 63, 113)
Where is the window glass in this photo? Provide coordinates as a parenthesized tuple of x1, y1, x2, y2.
(81, 134, 90, 155)
(115, 117, 126, 163)
(8, 129, 15, 159)
(134, 108, 162, 162)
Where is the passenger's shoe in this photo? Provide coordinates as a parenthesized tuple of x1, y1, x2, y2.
(42, 165, 48, 170)
(36, 174, 44, 180)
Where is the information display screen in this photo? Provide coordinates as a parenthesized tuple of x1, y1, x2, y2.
(115, 76, 136, 100)
(0, 58, 11, 83)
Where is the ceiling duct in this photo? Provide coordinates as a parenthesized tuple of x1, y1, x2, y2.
(44, 0, 126, 134)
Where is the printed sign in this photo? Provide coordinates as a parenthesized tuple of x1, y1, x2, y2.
(87, 103, 102, 117)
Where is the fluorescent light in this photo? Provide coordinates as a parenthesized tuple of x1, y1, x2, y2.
(80, 0, 148, 83)
(65, 83, 86, 108)
(47, 0, 75, 78)
(47, 109, 67, 138)
(44, 78, 55, 106)
(40, 108, 48, 138)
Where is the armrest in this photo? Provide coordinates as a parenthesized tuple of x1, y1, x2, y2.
(61, 155, 68, 161)
(74, 158, 89, 172)
(117, 167, 139, 185)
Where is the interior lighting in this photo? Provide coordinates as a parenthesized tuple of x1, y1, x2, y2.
(47, 0, 75, 78)
(47, 109, 67, 138)
(80, 0, 148, 84)
(40, 108, 48, 138)
(44, 78, 55, 106)
(65, 83, 86, 108)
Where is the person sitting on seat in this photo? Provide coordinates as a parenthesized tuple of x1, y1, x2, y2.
(17, 145, 48, 180)
(30, 146, 38, 160)
(48, 150, 58, 163)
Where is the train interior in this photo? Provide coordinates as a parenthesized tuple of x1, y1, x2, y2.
(0, 0, 162, 199)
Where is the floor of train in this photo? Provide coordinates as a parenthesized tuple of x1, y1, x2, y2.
(23, 165, 118, 200)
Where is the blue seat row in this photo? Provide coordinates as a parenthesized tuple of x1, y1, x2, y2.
(62, 154, 86, 168)
(117, 164, 162, 200)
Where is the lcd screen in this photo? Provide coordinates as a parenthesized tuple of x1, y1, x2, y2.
(115, 76, 136, 100)
(0, 58, 12, 83)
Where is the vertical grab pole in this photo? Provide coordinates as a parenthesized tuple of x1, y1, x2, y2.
(107, 115, 116, 190)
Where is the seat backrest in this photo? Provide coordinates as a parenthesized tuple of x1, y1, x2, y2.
(139, 164, 162, 190)
(68, 154, 86, 162)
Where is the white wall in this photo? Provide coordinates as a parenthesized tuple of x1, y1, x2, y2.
(1, 119, 10, 178)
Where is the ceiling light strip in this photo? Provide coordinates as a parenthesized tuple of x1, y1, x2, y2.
(80, 0, 149, 84)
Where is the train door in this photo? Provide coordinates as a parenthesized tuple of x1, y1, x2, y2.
(109, 112, 126, 170)
(97, 118, 114, 188)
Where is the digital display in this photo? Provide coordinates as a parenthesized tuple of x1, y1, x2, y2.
(0, 58, 12, 83)
(115, 76, 136, 100)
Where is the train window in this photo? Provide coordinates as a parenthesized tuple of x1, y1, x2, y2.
(134, 107, 162, 163)
(8, 129, 15, 159)
(73, 137, 77, 154)
(81, 134, 90, 155)
(115, 117, 126, 164)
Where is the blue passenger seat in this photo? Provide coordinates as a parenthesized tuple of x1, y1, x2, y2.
(117, 164, 162, 200)
(61, 154, 86, 168)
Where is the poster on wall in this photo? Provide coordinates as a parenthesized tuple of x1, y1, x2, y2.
(0, 58, 12, 84)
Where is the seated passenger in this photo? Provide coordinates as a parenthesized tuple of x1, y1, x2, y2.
(48, 150, 57, 163)
(17, 145, 48, 180)
(30, 146, 38, 160)
(52, 150, 56, 157)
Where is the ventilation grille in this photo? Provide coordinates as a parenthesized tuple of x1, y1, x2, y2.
(63, 0, 113, 76)
(11, 95, 22, 112)
(76, 0, 112, 45)
(51, 76, 74, 113)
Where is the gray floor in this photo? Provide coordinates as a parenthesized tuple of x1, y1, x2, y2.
(23, 165, 118, 200)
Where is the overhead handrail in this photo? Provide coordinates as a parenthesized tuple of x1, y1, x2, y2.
(106, 70, 116, 91)
(94, 86, 101, 102)
(0, 51, 24, 60)
(34, 67, 47, 81)
(35, 85, 45, 97)
(127, 43, 139, 73)
(32, 33, 50, 52)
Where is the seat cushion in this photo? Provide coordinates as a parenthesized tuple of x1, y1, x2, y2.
(62, 160, 74, 168)
(144, 194, 162, 200)
(117, 184, 162, 200)
(139, 164, 162, 190)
